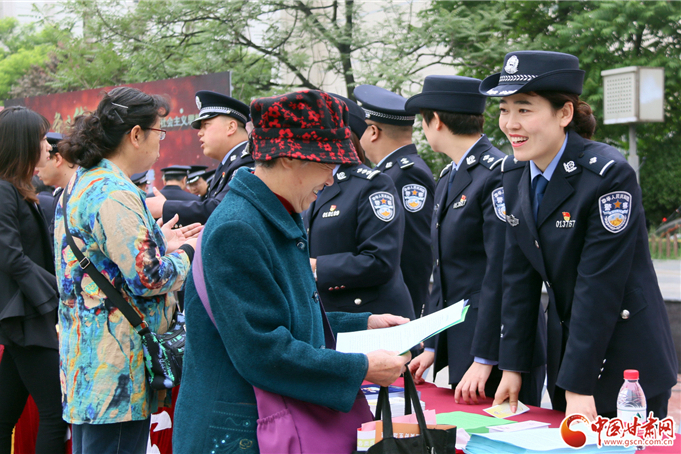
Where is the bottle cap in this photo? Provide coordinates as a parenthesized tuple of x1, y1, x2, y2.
(623, 369, 639, 380)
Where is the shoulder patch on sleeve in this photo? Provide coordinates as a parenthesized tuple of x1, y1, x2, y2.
(399, 156, 414, 169)
(576, 151, 615, 177)
(501, 155, 525, 173)
(353, 167, 381, 180)
(491, 187, 506, 222)
(402, 184, 428, 212)
(439, 162, 453, 179)
(598, 191, 632, 233)
(369, 191, 396, 222)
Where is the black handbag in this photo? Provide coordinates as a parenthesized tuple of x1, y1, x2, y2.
(61, 188, 185, 390)
(366, 371, 457, 453)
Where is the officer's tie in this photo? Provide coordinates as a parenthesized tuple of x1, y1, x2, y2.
(447, 167, 457, 197)
(532, 174, 548, 223)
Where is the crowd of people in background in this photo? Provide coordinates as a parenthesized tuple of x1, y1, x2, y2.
(0, 50, 677, 454)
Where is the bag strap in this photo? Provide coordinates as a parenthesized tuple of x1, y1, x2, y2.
(376, 372, 435, 445)
(193, 229, 337, 349)
(62, 187, 149, 333)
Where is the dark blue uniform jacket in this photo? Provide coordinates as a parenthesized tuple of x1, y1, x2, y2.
(160, 185, 199, 202)
(500, 130, 677, 414)
(304, 164, 415, 319)
(376, 144, 435, 318)
(162, 142, 253, 225)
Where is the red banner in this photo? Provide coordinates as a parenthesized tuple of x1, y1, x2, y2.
(5, 71, 232, 189)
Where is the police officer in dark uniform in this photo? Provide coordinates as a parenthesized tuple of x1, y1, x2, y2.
(406, 76, 544, 406)
(483, 51, 677, 419)
(147, 90, 253, 225)
(304, 94, 415, 320)
(131, 170, 151, 193)
(354, 85, 434, 318)
(159, 165, 199, 201)
(186, 165, 210, 199)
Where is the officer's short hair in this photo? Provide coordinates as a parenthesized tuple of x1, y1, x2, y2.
(163, 174, 186, 182)
(376, 123, 413, 141)
(421, 109, 484, 136)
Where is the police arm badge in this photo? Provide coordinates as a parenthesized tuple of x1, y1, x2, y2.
(491, 187, 506, 222)
(402, 184, 427, 213)
(369, 192, 395, 222)
(598, 191, 632, 233)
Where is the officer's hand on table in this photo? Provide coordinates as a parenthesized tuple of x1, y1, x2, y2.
(408, 350, 434, 385)
(367, 314, 410, 330)
(565, 391, 597, 421)
(147, 187, 166, 219)
(493, 371, 522, 413)
(365, 350, 411, 387)
(455, 362, 493, 404)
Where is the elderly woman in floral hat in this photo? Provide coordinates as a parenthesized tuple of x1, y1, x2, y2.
(173, 90, 411, 453)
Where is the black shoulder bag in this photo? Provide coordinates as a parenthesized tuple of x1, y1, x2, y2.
(62, 188, 185, 390)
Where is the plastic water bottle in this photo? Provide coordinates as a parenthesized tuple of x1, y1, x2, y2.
(617, 369, 646, 450)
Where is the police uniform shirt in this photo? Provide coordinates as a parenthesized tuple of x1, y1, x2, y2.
(162, 141, 253, 225)
(304, 164, 415, 319)
(499, 130, 677, 414)
(375, 144, 435, 318)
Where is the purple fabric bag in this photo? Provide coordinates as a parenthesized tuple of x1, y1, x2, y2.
(192, 231, 373, 454)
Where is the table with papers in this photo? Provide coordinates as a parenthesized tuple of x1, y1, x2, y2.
(404, 378, 679, 454)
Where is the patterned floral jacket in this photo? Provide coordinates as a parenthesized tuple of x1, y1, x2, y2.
(54, 159, 190, 424)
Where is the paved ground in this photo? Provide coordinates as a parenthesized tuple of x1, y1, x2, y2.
(654, 259, 681, 301)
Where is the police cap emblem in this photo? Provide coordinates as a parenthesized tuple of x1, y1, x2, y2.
(402, 184, 427, 213)
(599, 191, 632, 234)
(491, 187, 506, 222)
(369, 192, 395, 222)
(195, 95, 202, 110)
(505, 55, 519, 74)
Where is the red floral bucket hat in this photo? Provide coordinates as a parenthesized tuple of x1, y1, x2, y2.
(250, 90, 361, 165)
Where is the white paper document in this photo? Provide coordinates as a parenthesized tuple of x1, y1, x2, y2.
(336, 300, 468, 355)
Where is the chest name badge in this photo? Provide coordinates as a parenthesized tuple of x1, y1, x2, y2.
(556, 211, 576, 228)
(507, 214, 519, 226)
(491, 187, 506, 222)
(322, 205, 340, 218)
(452, 195, 467, 209)
(599, 191, 632, 234)
(402, 184, 427, 212)
(369, 192, 395, 222)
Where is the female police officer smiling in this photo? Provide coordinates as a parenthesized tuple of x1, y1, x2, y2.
(483, 51, 677, 420)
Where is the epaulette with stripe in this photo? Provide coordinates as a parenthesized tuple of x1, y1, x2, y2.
(439, 162, 453, 179)
(353, 167, 381, 180)
(479, 152, 505, 170)
(576, 150, 616, 177)
(398, 156, 414, 169)
(500, 155, 526, 173)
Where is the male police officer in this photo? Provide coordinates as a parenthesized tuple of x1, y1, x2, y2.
(147, 90, 253, 225)
(160, 165, 199, 201)
(354, 85, 434, 318)
(186, 166, 211, 198)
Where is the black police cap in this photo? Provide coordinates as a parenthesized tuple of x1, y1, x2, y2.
(353, 85, 415, 126)
(161, 165, 192, 178)
(329, 93, 367, 138)
(480, 51, 585, 97)
(131, 171, 150, 185)
(405, 75, 486, 115)
(192, 90, 250, 129)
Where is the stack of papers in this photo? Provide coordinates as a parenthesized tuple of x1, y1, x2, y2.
(366, 396, 426, 417)
(436, 411, 515, 433)
(337, 300, 468, 355)
(465, 428, 635, 453)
